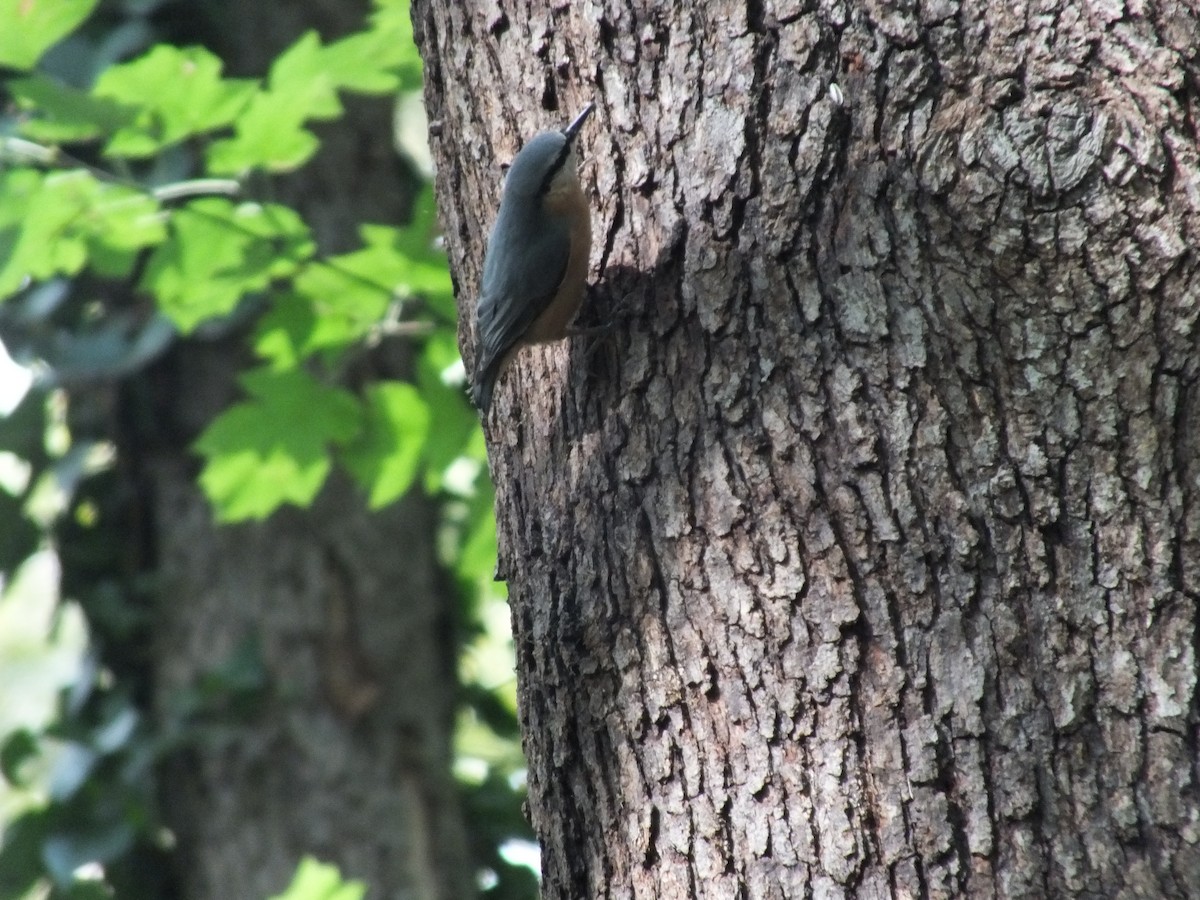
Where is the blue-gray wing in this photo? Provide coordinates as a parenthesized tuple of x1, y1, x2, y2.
(471, 209, 569, 410)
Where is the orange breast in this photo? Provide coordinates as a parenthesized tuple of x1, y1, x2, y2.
(524, 181, 591, 344)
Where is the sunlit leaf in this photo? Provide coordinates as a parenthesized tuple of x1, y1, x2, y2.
(317, 31, 403, 94)
(266, 31, 344, 119)
(270, 856, 366, 900)
(84, 188, 167, 282)
(205, 10, 425, 176)
(269, 6, 419, 100)
(361, 0, 423, 91)
(0, 168, 165, 299)
(141, 199, 312, 331)
(194, 368, 361, 521)
(252, 290, 316, 369)
(93, 45, 256, 157)
(416, 331, 476, 493)
(8, 74, 136, 144)
(287, 264, 390, 354)
(253, 232, 404, 361)
(458, 476, 499, 584)
(384, 187, 455, 319)
(205, 89, 321, 175)
(341, 381, 430, 509)
(0, 0, 99, 71)
(0, 169, 86, 297)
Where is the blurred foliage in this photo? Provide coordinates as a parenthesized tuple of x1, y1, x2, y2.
(269, 857, 365, 900)
(0, 1, 531, 898)
(0, 0, 461, 523)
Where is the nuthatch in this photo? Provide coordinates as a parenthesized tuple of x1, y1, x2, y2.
(470, 103, 594, 414)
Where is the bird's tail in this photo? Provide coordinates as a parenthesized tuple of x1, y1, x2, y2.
(470, 364, 497, 415)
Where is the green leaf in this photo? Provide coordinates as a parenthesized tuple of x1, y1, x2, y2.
(206, 13, 424, 176)
(387, 187, 455, 319)
(267, 31, 344, 119)
(205, 88, 321, 175)
(0, 0, 98, 70)
(316, 30, 404, 95)
(188, 634, 270, 719)
(269, 8, 419, 100)
(141, 199, 312, 332)
(252, 185, 452, 365)
(93, 45, 257, 157)
(252, 290, 316, 369)
(0, 811, 48, 897)
(0, 729, 40, 788)
(270, 856, 366, 900)
(289, 260, 391, 353)
(83, 187, 167, 275)
(0, 168, 165, 300)
(0, 168, 85, 297)
(8, 74, 136, 144)
(250, 281, 394, 369)
(35, 316, 174, 381)
(253, 229, 407, 361)
(416, 331, 476, 493)
(359, 0, 423, 92)
(457, 475, 499, 584)
(341, 381, 430, 509)
(194, 368, 361, 521)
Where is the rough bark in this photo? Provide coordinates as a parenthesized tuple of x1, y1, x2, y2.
(133, 2, 471, 897)
(414, 0, 1200, 897)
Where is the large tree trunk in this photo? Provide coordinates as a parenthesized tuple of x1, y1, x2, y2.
(413, 0, 1200, 896)
(131, 2, 472, 897)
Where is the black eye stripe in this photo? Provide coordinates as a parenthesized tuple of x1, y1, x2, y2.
(538, 142, 574, 195)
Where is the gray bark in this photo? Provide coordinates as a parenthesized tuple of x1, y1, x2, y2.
(414, 0, 1200, 897)
(153, 464, 464, 900)
(139, 1, 471, 897)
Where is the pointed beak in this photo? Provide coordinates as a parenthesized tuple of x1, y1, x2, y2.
(562, 103, 595, 143)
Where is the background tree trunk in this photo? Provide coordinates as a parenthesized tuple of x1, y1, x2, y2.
(414, 0, 1200, 897)
(130, 2, 472, 897)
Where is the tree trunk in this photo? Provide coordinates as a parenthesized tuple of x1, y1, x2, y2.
(150, 458, 466, 900)
(413, 0, 1200, 897)
(133, 2, 472, 897)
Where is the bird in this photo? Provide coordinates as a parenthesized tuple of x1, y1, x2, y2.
(470, 103, 594, 415)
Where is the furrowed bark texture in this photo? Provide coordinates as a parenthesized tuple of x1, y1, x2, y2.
(415, 0, 1200, 896)
(133, 2, 471, 897)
